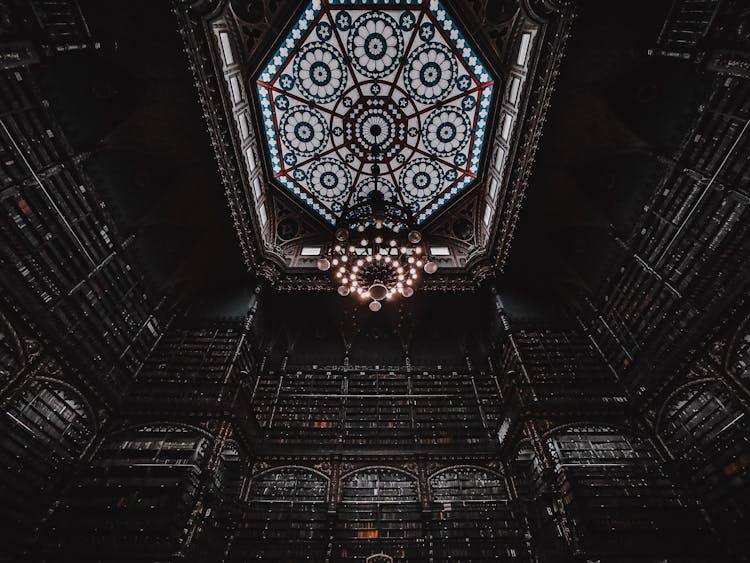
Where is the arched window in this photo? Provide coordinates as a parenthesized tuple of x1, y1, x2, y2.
(336, 468, 422, 562)
(100, 424, 209, 466)
(6, 377, 95, 457)
(231, 467, 328, 562)
(546, 425, 657, 467)
(0, 377, 95, 550)
(544, 425, 705, 555)
(430, 467, 528, 562)
(658, 380, 750, 550)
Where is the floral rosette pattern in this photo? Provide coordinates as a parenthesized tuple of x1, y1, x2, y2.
(256, 1, 495, 225)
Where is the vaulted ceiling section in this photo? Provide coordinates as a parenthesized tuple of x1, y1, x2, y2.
(178, 0, 574, 290)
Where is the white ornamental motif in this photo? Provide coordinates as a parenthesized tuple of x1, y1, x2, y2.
(355, 176, 396, 203)
(404, 42, 457, 104)
(294, 42, 348, 104)
(279, 106, 329, 157)
(400, 158, 444, 203)
(423, 107, 471, 157)
(308, 158, 352, 202)
(347, 12, 404, 79)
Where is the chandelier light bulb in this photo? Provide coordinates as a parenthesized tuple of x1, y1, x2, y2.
(332, 258, 339, 266)
(408, 257, 415, 264)
(390, 240, 397, 247)
(401, 286, 414, 298)
(369, 300, 382, 312)
(424, 261, 438, 274)
(366, 255, 372, 262)
(415, 246, 422, 254)
(341, 255, 348, 262)
(361, 238, 368, 246)
(338, 285, 350, 296)
(416, 260, 423, 267)
(357, 259, 364, 266)
(375, 236, 383, 244)
(317, 258, 331, 271)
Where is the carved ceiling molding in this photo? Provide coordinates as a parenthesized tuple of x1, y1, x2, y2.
(175, 0, 575, 291)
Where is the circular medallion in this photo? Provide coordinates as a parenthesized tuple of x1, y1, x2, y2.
(347, 11, 404, 79)
(308, 158, 352, 202)
(422, 106, 471, 157)
(279, 106, 329, 156)
(294, 42, 348, 104)
(404, 42, 457, 104)
(400, 158, 444, 202)
(355, 176, 397, 203)
(344, 96, 408, 163)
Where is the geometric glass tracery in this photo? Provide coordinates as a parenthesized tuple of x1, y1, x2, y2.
(257, 0, 495, 225)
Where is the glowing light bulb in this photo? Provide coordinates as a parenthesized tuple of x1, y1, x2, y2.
(389, 240, 397, 247)
(375, 236, 383, 244)
(341, 255, 348, 262)
(360, 239, 368, 246)
(416, 260, 423, 267)
(332, 258, 339, 266)
(408, 257, 415, 264)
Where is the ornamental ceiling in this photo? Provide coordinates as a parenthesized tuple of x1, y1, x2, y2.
(256, 1, 494, 226)
(177, 0, 574, 289)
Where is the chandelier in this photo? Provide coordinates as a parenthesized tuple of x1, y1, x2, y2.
(316, 188, 438, 311)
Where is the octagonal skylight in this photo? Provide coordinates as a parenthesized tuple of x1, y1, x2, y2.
(257, 0, 494, 226)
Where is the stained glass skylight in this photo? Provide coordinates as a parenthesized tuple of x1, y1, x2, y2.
(256, 0, 494, 226)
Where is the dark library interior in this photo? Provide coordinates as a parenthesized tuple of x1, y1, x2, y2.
(0, 0, 749, 561)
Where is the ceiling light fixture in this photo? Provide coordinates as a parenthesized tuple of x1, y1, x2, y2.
(317, 156, 437, 310)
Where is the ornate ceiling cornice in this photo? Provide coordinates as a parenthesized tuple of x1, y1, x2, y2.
(174, 0, 576, 291)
